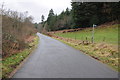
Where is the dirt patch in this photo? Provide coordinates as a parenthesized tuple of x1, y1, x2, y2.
(98, 21, 119, 28)
(47, 28, 84, 34)
(25, 36, 35, 43)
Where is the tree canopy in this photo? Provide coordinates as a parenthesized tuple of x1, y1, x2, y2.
(38, 2, 119, 32)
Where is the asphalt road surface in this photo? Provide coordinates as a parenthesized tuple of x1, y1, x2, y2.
(13, 33, 118, 78)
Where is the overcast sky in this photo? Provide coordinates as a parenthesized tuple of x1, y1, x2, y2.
(1, 0, 72, 23)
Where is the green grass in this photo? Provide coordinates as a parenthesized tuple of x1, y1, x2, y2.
(55, 24, 119, 45)
(2, 35, 39, 78)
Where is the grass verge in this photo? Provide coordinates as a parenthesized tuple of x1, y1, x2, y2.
(2, 35, 39, 78)
(52, 36, 118, 72)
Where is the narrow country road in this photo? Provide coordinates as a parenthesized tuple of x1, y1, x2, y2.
(13, 33, 118, 78)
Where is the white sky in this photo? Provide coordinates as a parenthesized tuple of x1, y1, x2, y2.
(1, 0, 72, 23)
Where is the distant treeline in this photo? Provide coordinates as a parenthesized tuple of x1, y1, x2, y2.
(2, 9, 36, 57)
(37, 2, 120, 32)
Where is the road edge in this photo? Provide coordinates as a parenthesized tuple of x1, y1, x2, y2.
(8, 36, 39, 78)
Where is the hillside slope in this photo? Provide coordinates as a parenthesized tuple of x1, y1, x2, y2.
(55, 24, 119, 45)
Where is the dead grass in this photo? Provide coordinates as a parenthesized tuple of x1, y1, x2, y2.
(2, 35, 39, 78)
(51, 35, 119, 71)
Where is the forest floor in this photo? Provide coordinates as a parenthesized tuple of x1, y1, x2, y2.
(47, 23, 119, 71)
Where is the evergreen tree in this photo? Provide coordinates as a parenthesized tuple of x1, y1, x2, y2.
(44, 2, 119, 31)
(41, 15, 44, 23)
(46, 9, 55, 31)
(65, 8, 70, 15)
(47, 9, 54, 25)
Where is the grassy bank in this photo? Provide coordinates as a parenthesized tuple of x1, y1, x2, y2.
(55, 24, 119, 45)
(2, 35, 39, 78)
(52, 24, 119, 71)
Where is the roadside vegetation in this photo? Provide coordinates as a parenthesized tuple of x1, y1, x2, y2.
(55, 38, 119, 71)
(2, 35, 39, 78)
(50, 24, 119, 71)
(2, 9, 37, 58)
(1, 6, 38, 78)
